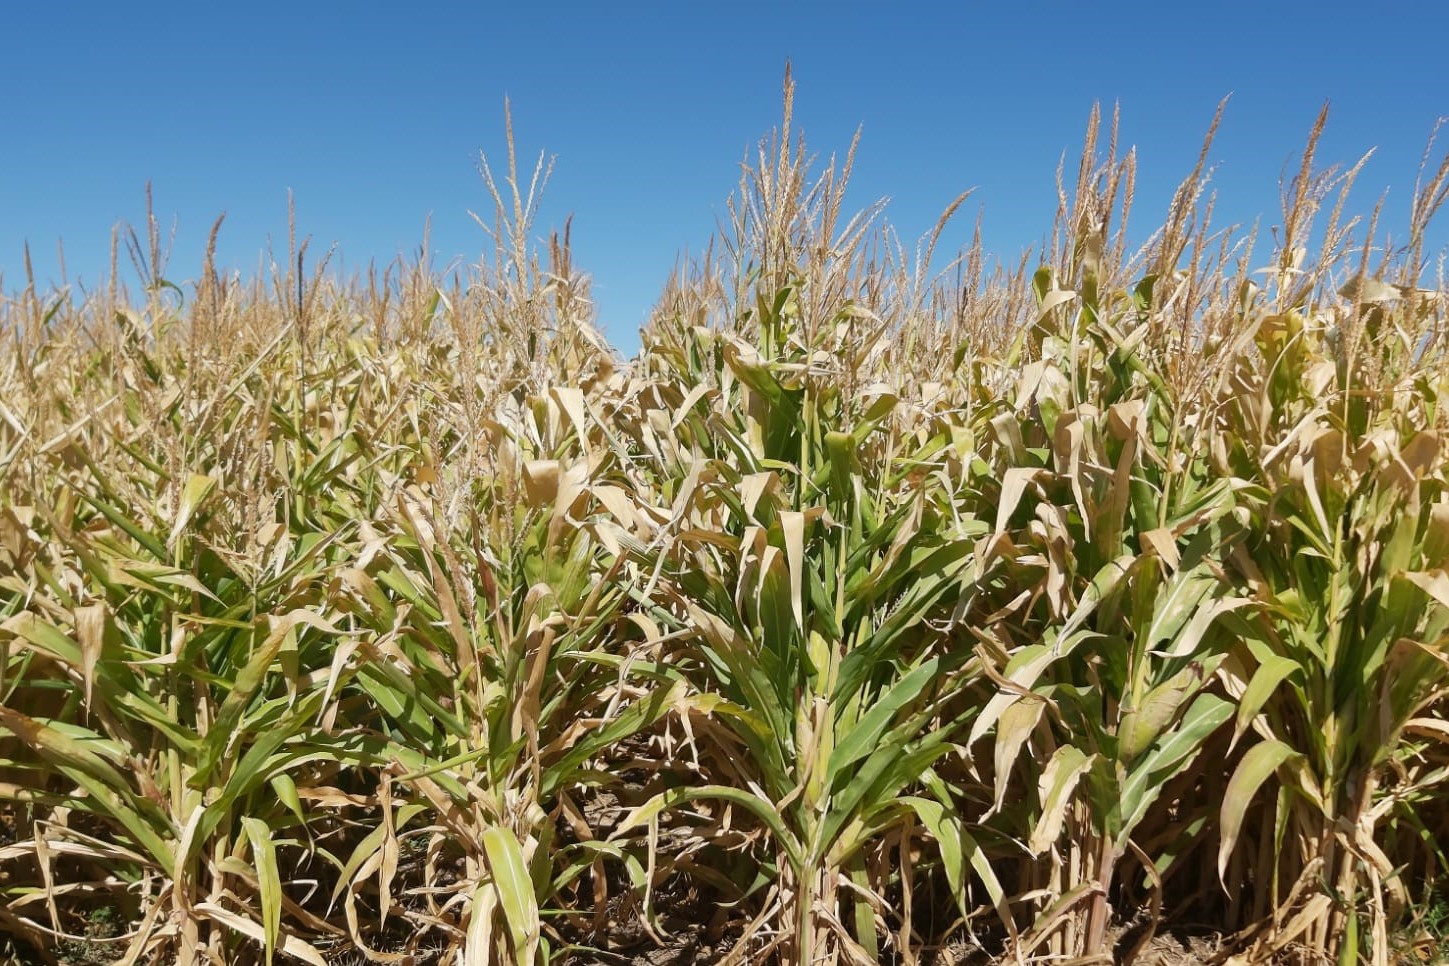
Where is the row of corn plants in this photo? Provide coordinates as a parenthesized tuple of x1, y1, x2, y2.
(3, 88, 1449, 964)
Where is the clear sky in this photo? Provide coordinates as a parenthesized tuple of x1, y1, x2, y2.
(3, 1, 1446, 355)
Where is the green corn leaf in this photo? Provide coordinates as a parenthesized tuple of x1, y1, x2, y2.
(615, 785, 802, 869)
(828, 657, 942, 778)
(242, 817, 281, 966)
(1030, 746, 1095, 856)
(1231, 654, 1301, 750)
(482, 826, 539, 965)
(168, 472, 217, 548)
(551, 840, 647, 894)
(903, 796, 971, 918)
(993, 696, 1047, 811)
(1119, 693, 1233, 839)
(1218, 739, 1299, 881)
(269, 773, 306, 826)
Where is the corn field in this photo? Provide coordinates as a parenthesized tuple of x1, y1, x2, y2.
(4, 83, 1449, 965)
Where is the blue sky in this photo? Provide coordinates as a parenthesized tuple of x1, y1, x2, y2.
(3, 1, 1446, 354)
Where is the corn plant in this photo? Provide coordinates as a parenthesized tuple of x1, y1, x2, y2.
(321, 395, 672, 964)
(0, 332, 391, 964)
(612, 257, 1016, 965)
(1211, 294, 1449, 963)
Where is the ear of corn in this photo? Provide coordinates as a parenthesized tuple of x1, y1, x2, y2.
(3, 82, 1448, 965)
